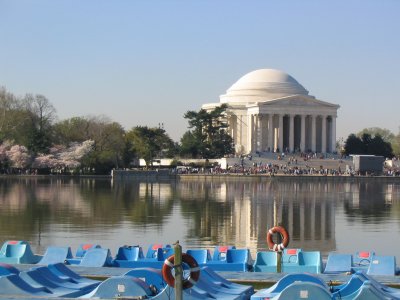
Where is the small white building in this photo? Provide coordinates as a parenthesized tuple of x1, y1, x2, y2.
(202, 69, 340, 155)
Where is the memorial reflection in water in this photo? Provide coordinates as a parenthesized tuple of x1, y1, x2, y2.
(0, 177, 399, 260)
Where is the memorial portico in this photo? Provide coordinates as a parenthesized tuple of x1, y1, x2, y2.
(202, 69, 340, 155)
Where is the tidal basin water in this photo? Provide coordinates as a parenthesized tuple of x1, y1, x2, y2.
(0, 176, 399, 261)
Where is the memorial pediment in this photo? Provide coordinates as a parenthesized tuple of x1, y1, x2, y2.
(261, 96, 338, 108)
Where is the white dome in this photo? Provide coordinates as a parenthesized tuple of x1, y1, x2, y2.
(221, 69, 309, 103)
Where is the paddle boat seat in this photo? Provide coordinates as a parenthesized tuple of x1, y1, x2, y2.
(206, 248, 251, 271)
(367, 255, 397, 276)
(0, 240, 41, 264)
(65, 243, 102, 265)
(145, 243, 171, 259)
(75, 243, 101, 257)
(282, 249, 323, 274)
(113, 245, 145, 267)
(113, 244, 174, 269)
(352, 251, 375, 273)
(78, 248, 113, 267)
(253, 251, 277, 272)
(324, 253, 353, 274)
(37, 246, 73, 265)
(212, 245, 236, 261)
(253, 249, 322, 273)
(186, 249, 212, 265)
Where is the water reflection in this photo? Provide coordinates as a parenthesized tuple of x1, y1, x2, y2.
(0, 177, 399, 259)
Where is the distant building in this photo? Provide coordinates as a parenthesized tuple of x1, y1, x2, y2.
(202, 69, 340, 155)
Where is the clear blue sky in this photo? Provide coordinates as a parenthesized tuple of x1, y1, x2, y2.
(1, 0, 399, 142)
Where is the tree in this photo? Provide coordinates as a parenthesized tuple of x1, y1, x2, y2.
(389, 127, 400, 157)
(357, 127, 394, 143)
(344, 133, 393, 158)
(344, 134, 365, 155)
(52, 117, 91, 144)
(183, 104, 233, 158)
(23, 94, 56, 153)
(126, 126, 176, 167)
(180, 131, 201, 158)
(0, 87, 33, 146)
(54, 116, 130, 173)
(6, 145, 31, 169)
(32, 140, 94, 171)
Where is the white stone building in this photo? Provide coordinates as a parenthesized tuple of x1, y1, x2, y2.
(202, 69, 340, 154)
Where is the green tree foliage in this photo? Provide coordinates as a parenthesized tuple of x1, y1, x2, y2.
(344, 133, 393, 158)
(53, 116, 129, 173)
(180, 131, 201, 158)
(357, 127, 394, 143)
(126, 126, 176, 167)
(0, 87, 33, 146)
(23, 94, 56, 153)
(392, 129, 400, 157)
(52, 117, 91, 144)
(183, 104, 233, 158)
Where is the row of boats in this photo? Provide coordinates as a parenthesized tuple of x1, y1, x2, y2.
(1, 252, 400, 299)
(0, 262, 254, 299)
(1, 240, 398, 276)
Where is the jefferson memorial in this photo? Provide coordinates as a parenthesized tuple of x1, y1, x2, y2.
(202, 69, 340, 155)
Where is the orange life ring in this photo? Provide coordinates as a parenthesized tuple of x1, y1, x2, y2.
(162, 253, 200, 289)
(267, 226, 290, 252)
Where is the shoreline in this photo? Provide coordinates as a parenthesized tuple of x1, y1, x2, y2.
(1, 172, 400, 183)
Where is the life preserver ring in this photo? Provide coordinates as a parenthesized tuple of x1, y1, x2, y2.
(267, 226, 289, 252)
(162, 253, 200, 289)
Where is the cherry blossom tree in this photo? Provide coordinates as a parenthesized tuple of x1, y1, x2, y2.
(32, 140, 94, 170)
(6, 145, 31, 169)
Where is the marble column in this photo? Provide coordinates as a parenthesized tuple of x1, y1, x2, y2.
(289, 114, 294, 152)
(321, 115, 327, 153)
(300, 115, 306, 152)
(239, 115, 243, 149)
(278, 114, 284, 152)
(311, 115, 316, 152)
(331, 116, 336, 153)
(257, 115, 263, 152)
(268, 114, 273, 152)
(247, 114, 253, 153)
(252, 115, 256, 151)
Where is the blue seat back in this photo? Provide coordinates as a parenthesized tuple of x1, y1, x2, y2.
(299, 251, 323, 273)
(75, 244, 101, 257)
(253, 251, 277, 272)
(367, 255, 396, 276)
(0, 241, 40, 264)
(79, 248, 113, 267)
(186, 249, 211, 264)
(212, 245, 236, 261)
(226, 249, 249, 264)
(115, 246, 143, 261)
(282, 248, 301, 264)
(324, 253, 352, 274)
(353, 251, 374, 265)
(38, 246, 73, 265)
(145, 244, 171, 259)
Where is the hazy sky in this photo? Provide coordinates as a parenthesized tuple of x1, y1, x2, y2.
(1, 1, 399, 141)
